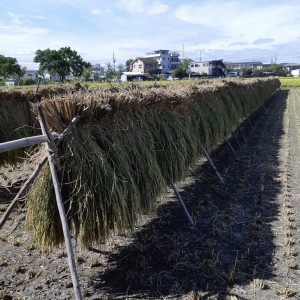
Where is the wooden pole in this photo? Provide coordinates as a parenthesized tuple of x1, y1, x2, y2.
(202, 147, 225, 186)
(37, 105, 83, 300)
(167, 175, 194, 226)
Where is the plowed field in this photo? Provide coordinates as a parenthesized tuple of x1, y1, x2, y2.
(1, 88, 300, 299)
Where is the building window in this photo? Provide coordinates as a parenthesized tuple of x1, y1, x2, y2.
(139, 64, 142, 68)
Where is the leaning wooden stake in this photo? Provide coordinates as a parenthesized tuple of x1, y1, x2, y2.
(37, 104, 83, 300)
(202, 147, 225, 186)
(167, 175, 194, 226)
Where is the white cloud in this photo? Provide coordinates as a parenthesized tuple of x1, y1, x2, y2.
(30, 15, 47, 20)
(118, 0, 169, 15)
(90, 8, 112, 15)
(174, 1, 300, 51)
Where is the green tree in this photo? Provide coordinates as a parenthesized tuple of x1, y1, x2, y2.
(117, 64, 125, 77)
(125, 59, 134, 71)
(173, 67, 188, 79)
(0, 54, 22, 80)
(180, 58, 193, 73)
(82, 66, 92, 81)
(105, 62, 116, 80)
(34, 47, 91, 82)
(263, 64, 288, 76)
(13, 66, 27, 85)
(241, 68, 253, 77)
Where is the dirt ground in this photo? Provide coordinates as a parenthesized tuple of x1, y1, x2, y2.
(1, 88, 300, 300)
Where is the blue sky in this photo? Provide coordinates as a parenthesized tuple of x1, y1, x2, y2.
(1, 0, 300, 69)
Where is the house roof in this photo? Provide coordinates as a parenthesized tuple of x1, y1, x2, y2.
(191, 60, 226, 68)
(226, 61, 262, 65)
(122, 72, 145, 76)
(134, 57, 158, 64)
(280, 63, 300, 67)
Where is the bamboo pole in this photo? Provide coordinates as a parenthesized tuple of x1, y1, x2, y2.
(37, 105, 83, 300)
(167, 175, 194, 226)
(247, 117, 254, 128)
(0, 135, 48, 153)
(202, 147, 225, 186)
(0, 113, 83, 230)
(238, 123, 246, 142)
(0, 156, 47, 229)
(225, 137, 239, 160)
(232, 130, 242, 149)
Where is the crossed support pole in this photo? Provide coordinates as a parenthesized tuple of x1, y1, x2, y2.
(0, 100, 85, 300)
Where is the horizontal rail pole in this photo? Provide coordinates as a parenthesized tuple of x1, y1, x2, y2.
(0, 134, 50, 153)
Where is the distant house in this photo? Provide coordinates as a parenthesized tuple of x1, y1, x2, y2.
(131, 58, 158, 75)
(91, 64, 105, 78)
(44, 73, 60, 81)
(225, 61, 263, 70)
(189, 60, 226, 77)
(291, 69, 300, 77)
(280, 63, 300, 75)
(23, 70, 39, 80)
(144, 50, 181, 74)
(121, 72, 152, 82)
(4, 79, 17, 86)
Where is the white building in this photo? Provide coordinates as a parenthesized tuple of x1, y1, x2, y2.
(121, 72, 151, 82)
(144, 50, 180, 74)
(189, 60, 226, 77)
(5, 80, 17, 86)
(291, 69, 300, 77)
(44, 73, 60, 81)
(91, 64, 105, 78)
(23, 70, 39, 80)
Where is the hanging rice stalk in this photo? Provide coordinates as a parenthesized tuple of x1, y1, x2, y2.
(1, 78, 280, 249)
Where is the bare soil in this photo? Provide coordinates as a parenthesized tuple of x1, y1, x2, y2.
(1, 88, 300, 300)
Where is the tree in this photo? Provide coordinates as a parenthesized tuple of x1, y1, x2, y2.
(116, 64, 126, 77)
(105, 62, 116, 80)
(241, 68, 253, 77)
(34, 47, 91, 82)
(82, 66, 92, 81)
(180, 58, 193, 73)
(125, 59, 134, 71)
(173, 67, 188, 79)
(263, 64, 288, 76)
(13, 66, 27, 85)
(0, 54, 22, 80)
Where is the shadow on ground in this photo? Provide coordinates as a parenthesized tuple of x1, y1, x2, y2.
(90, 90, 288, 299)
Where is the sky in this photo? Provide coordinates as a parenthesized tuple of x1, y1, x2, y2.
(1, 0, 300, 70)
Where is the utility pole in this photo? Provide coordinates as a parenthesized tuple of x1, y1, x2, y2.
(182, 44, 185, 59)
(199, 50, 202, 62)
(113, 51, 116, 72)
